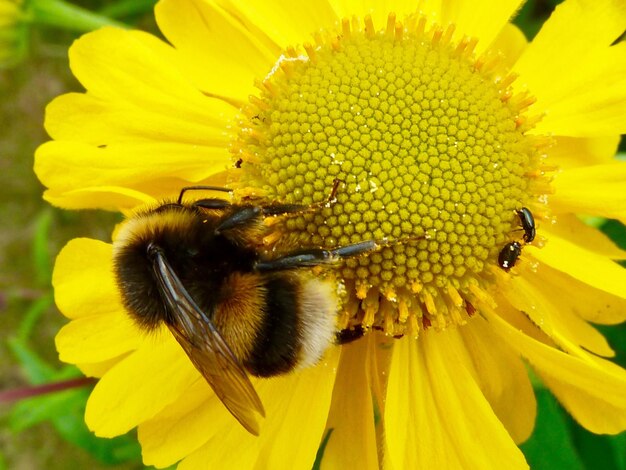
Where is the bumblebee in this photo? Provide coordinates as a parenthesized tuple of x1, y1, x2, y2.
(112, 186, 377, 435)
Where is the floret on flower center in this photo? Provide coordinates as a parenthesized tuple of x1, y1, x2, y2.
(233, 14, 551, 336)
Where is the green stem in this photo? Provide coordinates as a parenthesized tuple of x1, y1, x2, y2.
(100, 0, 157, 19)
(29, 0, 127, 32)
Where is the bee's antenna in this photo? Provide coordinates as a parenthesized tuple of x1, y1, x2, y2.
(177, 186, 234, 204)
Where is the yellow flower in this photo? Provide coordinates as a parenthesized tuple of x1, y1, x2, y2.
(36, 0, 626, 468)
(0, 0, 27, 67)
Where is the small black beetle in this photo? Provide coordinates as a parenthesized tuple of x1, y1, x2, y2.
(498, 241, 522, 271)
(517, 207, 535, 243)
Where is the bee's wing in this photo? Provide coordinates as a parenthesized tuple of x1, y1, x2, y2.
(167, 322, 266, 435)
(150, 248, 265, 435)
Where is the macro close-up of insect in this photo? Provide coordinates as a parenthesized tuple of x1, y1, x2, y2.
(4, 0, 626, 468)
(498, 207, 537, 272)
(113, 185, 379, 434)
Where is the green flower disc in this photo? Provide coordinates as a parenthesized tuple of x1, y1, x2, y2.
(235, 16, 545, 335)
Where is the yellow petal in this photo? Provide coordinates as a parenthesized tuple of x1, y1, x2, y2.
(531, 43, 626, 136)
(43, 175, 231, 212)
(43, 92, 232, 145)
(43, 186, 155, 211)
(514, 0, 626, 136)
(218, 0, 338, 49)
(490, 23, 528, 68)
(439, 0, 524, 55)
(139, 379, 225, 468)
(35, 140, 231, 207)
(86, 329, 199, 437)
(67, 27, 236, 119)
(460, 318, 536, 443)
(550, 163, 626, 218)
(542, 214, 626, 260)
(385, 332, 528, 469)
(547, 135, 621, 170)
(56, 312, 142, 364)
(52, 239, 119, 319)
(486, 308, 626, 434)
(503, 273, 614, 358)
(524, 261, 626, 325)
(321, 337, 378, 470)
(369, 332, 394, 418)
(531, 231, 626, 302)
(540, 366, 626, 435)
(143, 348, 340, 469)
(155, 0, 277, 100)
(77, 357, 126, 379)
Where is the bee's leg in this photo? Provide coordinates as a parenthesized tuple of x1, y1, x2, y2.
(216, 203, 317, 233)
(255, 240, 378, 271)
(217, 179, 344, 232)
(214, 206, 263, 233)
(253, 178, 344, 217)
(331, 240, 379, 258)
(258, 203, 312, 216)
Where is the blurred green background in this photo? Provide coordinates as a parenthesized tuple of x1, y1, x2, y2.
(0, 0, 625, 468)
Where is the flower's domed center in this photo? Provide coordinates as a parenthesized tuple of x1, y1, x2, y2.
(233, 14, 550, 336)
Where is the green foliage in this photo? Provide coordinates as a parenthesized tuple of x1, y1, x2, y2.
(520, 389, 584, 470)
(513, 0, 565, 40)
(522, 388, 626, 470)
(99, 0, 157, 19)
(32, 209, 53, 287)
(6, 312, 143, 466)
(3, 204, 143, 466)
